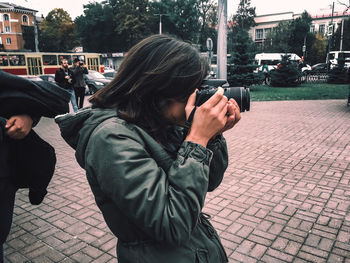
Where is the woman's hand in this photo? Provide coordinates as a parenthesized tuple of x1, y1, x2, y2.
(185, 87, 229, 147)
(5, 114, 33, 139)
(219, 98, 241, 134)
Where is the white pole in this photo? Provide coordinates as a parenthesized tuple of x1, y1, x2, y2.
(340, 18, 344, 51)
(217, 0, 227, 79)
(159, 14, 162, 35)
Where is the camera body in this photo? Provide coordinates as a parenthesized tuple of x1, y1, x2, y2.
(79, 61, 84, 66)
(196, 79, 250, 112)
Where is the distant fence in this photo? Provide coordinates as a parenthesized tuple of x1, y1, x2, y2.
(301, 73, 328, 83)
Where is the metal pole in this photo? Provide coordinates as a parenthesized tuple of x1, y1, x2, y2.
(217, 0, 227, 79)
(155, 14, 167, 35)
(340, 18, 344, 51)
(326, 2, 334, 70)
(302, 35, 306, 58)
(159, 14, 162, 34)
(33, 14, 39, 52)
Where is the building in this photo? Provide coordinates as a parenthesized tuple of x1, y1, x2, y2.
(249, 9, 350, 50)
(0, 2, 37, 51)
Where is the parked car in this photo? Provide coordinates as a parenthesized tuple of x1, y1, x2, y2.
(310, 63, 328, 73)
(103, 71, 117, 80)
(301, 64, 312, 73)
(18, 75, 44, 82)
(38, 74, 56, 83)
(84, 70, 111, 94)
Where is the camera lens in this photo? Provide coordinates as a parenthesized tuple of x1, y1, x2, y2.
(223, 87, 250, 112)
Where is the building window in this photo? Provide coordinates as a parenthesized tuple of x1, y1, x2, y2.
(255, 29, 264, 40)
(22, 15, 28, 23)
(319, 24, 325, 34)
(310, 25, 315, 33)
(264, 28, 271, 38)
(4, 14, 9, 21)
(5, 26, 10, 32)
(6, 38, 11, 45)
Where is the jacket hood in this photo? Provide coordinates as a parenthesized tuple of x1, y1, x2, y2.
(55, 107, 117, 168)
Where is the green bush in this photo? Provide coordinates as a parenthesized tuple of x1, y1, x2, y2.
(270, 54, 302, 87)
(327, 57, 348, 84)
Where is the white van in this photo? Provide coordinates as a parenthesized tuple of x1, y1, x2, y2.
(254, 53, 301, 72)
(328, 51, 350, 69)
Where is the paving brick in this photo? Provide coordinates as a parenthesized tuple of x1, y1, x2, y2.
(3, 100, 350, 262)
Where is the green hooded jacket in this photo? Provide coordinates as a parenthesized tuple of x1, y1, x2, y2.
(55, 107, 229, 263)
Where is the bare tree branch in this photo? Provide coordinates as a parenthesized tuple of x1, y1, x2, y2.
(337, 0, 350, 8)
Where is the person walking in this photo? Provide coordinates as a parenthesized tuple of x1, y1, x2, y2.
(55, 59, 78, 112)
(56, 35, 241, 263)
(71, 58, 88, 109)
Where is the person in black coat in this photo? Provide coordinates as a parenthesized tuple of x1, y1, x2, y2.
(71, 58, 88, 109)
(0, 70, 69, 263)
(0, 114, 35, 263)
(55, 59, 78, 112)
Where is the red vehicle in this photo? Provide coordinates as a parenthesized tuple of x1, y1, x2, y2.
(0, 52, 104, 75)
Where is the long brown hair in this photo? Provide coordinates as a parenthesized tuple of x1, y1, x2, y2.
(90, 35, 208, 141)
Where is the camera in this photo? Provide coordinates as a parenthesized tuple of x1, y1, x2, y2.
(196, 79, 250, 112)
(79, 61, 84, 66)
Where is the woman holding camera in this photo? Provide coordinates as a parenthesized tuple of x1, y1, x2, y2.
(56, 34, 240, 262)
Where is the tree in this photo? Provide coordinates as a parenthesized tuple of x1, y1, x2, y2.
(39, 8, 79, 52)
(333, 18, 350, 51)
(228, 0, 256, 52)
(227, 28, 261, 86)
(21, 25, 35, 51)
(75, 2, 122, 52)
(111, 0, 153, 49)
(262, 11, 316, 62)
(164, 0, 202, 43)
(232, 0, 256, 31)
(270, 55, 302, 87)
(308, 33, 327, 65)
(263, 21, 291, 53)
(288, 11, 314, 58)
(198, 0, 217, 51)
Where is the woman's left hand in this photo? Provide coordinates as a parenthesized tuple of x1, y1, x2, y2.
(220, 98, 241, 133)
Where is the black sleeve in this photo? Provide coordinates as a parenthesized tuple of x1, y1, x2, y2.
(54, 70, 65, 86)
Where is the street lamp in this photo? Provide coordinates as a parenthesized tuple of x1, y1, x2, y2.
(154, 14, 168, 34)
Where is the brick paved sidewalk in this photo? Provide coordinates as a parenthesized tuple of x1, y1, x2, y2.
(4, 100, 350, 263)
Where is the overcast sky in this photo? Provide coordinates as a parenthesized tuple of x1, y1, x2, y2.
(7, 0, 348, 19)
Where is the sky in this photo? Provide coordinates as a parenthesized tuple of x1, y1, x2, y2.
(6, 0, 348, 19)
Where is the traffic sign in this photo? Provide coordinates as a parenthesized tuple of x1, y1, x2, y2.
(206, 38, 213, 51)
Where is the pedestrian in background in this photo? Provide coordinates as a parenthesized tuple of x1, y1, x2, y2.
(55, 59, 78, 112)
(56, 34, 241, 263)
(71, 58, 88, 109)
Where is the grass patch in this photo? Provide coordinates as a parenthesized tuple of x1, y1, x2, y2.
(249, 83, 349, 101)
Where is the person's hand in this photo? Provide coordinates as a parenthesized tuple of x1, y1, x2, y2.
(185, 87, 228, 147)
(5, 114, 33, 139)
(219, 98, 241, 134)
(65, 75, 70, 79)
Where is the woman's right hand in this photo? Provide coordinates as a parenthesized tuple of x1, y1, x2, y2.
(185, 87, 228, 147)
